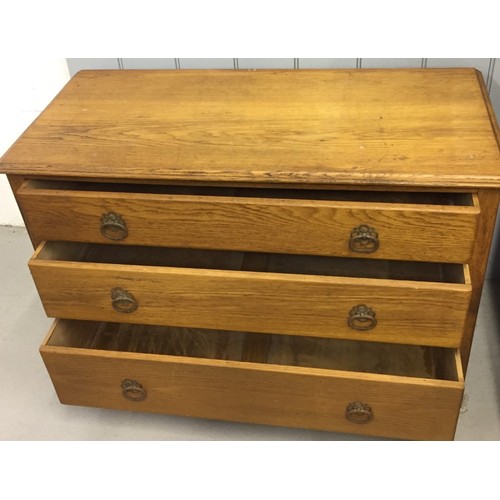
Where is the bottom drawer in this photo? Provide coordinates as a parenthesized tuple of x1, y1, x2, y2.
(40, 319, 464, 440)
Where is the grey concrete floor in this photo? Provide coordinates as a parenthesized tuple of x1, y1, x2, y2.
(1, 225, 500, 440)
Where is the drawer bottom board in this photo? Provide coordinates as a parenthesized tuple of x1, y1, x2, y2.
(40, 320, 464, 440)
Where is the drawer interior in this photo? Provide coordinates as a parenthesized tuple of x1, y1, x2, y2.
(47, 319, 461, 382)
(36, 241, 468, 284)
(26, 179, 475, 206)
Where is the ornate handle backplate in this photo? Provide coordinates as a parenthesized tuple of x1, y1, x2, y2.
(348, 304, 377, 331)
(349, 224, 379, 253)
(121, 379, 147, 402)
(101, 212, 128, 240)
(111, 287, 138, 313)
(346, 402, 373, 424)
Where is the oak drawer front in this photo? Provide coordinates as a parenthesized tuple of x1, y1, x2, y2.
(40, 319, 464, 440)
(18, 181, 479, 263)
(29, 242, 472, 347)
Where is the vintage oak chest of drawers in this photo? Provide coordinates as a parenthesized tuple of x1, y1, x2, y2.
(2, 68, 500, 440)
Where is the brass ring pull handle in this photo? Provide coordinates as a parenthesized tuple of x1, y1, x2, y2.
(348, 304, 377, 331)
(121, 379, 147, 402)
(111, 287, 138, 313)
(349, 225, 379, 253)
(346, 402, 373, 424)
(101, 212, 128, 240)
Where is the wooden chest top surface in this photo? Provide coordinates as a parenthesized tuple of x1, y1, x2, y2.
(1, 68, 500, 188)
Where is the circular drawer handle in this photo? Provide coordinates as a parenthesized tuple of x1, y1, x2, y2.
(348, 304, 377, 331)
(111, 287, 138, 313)
(101, 212, 128, 240)
(121, 379, 147, 402)
(346, 402, 373, 424)
(349, 224, 379, 253)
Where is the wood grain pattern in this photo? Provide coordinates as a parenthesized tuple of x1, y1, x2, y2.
(5, 68, 499, 440)
(17, 181, 479, 262)
(40, 319, 464, 440)
(457, 72, 500, 369)
(461, 188, 500, 370)
(2, 69, 500, 188)
(29, 242, 472, 347)
(45, 319, 459, 379)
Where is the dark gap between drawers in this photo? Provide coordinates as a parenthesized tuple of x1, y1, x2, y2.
(38, 241, 466, 284)
(47, 319, 459, 381)
(28, 179, 474, 206)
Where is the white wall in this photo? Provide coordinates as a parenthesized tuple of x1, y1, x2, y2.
(0, 59, 70, 225)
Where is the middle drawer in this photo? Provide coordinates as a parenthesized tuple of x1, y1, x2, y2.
(29, 242, 471, 347)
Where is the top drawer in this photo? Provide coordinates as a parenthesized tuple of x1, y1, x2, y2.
(17, 180, 480, 263)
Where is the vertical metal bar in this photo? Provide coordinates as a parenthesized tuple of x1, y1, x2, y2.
(487, 59, 496, 92)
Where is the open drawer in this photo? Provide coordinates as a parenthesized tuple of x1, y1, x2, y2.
(40, 319, 464, 440)
(18, 180, 480, 262)
(29, 241, 472, 347)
